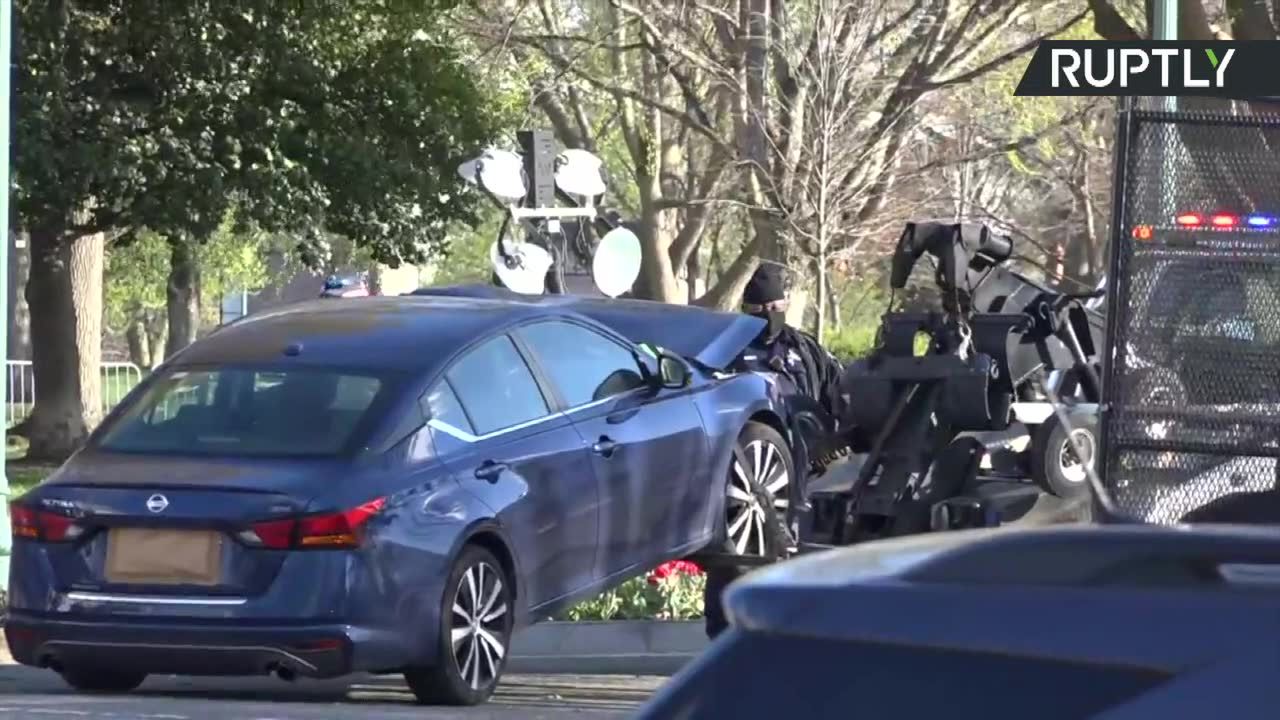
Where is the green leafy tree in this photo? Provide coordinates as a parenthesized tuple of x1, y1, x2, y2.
(14, 1, 500, 459)
(430, 208, 508, 287)
(106, 213, 279, 369)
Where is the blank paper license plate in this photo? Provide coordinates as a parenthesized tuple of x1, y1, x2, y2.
(104, 528, 224, 586)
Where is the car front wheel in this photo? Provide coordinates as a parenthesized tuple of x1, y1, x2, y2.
(725, 422, 794, 559)
(405, 545, 513, 706)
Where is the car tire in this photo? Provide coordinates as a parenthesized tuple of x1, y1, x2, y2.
(404, 545, 514, 706)
(1031, 411, 1098, 500)
(59, 666, 146, 694)
(724, 422, 795, 559)
(704, 423, 793, 641)
(704, 474, 788, 641)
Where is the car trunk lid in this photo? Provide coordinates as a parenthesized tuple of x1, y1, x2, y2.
(22, 453, 336, 599)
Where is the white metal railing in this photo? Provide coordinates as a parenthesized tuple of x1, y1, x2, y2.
(6, 360, 145, 427)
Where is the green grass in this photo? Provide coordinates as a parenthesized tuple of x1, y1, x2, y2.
(5, 437, 56, 498)
(8, 465, 53, 498)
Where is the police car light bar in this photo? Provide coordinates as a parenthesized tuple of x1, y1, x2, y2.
(1168, 212, 1277, 229)
(1133, 212, 1279, 239)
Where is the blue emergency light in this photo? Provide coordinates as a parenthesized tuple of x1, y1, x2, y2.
(1170, 212, 1277, 229)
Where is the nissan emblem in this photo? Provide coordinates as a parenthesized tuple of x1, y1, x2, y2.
(145, 494, 169, 514)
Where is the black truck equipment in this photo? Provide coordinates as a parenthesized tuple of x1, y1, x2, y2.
(802, 220, 1104, 547)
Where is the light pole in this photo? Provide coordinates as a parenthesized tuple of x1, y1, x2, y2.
(1152, 0, 1178, 223)
(1152, 0, 1177, 42)
(0, 0, 13, 585)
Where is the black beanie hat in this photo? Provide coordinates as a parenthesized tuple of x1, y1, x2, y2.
(743, 263, 786, 305)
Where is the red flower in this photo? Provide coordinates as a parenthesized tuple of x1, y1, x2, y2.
(647, 560, 704, 584)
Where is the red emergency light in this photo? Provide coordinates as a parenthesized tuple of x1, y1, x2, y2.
(1173, 211, 1278, 229)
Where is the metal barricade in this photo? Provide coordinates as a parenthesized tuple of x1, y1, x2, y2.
(1100, 102, 1280, 523)
(5, 360, 145, 427)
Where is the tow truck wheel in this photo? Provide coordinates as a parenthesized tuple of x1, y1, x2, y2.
(1031, 411, 1098, 500)
(725, 422, 795, 559)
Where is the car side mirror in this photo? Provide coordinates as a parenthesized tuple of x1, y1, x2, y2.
(656, 351, 691, 389)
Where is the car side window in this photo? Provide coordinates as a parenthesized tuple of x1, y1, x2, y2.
(444, 334, 550, 435)
(517, 320, 647, 408)
(421, 380, 473, 434)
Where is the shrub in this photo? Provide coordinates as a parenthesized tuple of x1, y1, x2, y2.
(825, 322, 880, 362)
(560, 560, 706, 621)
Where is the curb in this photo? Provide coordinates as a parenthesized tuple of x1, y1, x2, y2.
(508, 620, 708, 675)
(0, 619, 708, 676)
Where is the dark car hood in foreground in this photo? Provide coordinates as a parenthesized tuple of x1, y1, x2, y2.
(411, 284, 766, 371)
(726, 522, 1280, 668)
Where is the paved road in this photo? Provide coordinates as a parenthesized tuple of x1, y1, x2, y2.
(0, 665, 665, 719)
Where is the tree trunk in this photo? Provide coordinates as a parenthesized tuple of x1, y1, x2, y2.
(635, 213, 683, 303)
(696, 233, 764, 311)
(366, 262, 383, 296)
(9, 231, 31, 360)
(165, 237, 200, 359)
(829, 282, 842, 329)
(23, 229, 102, 461)
(816, 257, 828, 343)
(685, 245, 702, 305)
(145, 311, 168, 370)
(125, 314, 149, 370)
(74, 232, 105, 429)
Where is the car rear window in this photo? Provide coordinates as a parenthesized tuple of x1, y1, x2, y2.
(94, 366, 392, 457)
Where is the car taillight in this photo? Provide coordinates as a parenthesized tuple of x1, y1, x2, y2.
(244, 498, 385, 550)
(10, 503, 82, 543)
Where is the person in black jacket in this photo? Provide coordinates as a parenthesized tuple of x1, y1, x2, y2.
(736, 262, 845, 421)
(703, 262, 848, 640)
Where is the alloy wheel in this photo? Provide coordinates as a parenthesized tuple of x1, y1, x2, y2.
(450, 561, 508, 691)
(726, 439, 790, 556)
(1058, 429, 1096, 485)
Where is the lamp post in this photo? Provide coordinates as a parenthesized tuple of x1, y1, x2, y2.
(1152, 0, 1177, 42)
(1151, 0, 1178, 223)
(0, 0, 13, 586)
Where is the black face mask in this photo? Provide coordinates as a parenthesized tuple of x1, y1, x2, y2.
(753, 309, 786, 342)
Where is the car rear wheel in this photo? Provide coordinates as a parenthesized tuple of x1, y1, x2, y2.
(405, 545, 513, 706)
(725, 422, 795, 558)
(59, 666, 147, 694)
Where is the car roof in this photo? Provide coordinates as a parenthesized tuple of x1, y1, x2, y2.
(410, 284, 766, 370)
(171, 295, 571, 375)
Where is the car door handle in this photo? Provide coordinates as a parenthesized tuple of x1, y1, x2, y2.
(474, 461, 507, 483)
(591, 437, 619, 457)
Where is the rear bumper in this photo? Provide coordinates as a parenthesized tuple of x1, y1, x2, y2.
(4, 612, 410, 679)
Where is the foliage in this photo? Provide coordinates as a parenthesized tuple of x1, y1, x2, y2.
(13, 0, 500, 257)
(430, 208, 507, 287)
(104, 234, 170, 333)
(468, 0, 1089, 307)
(104, 213, 277, 334)
(825, 323, 881, 363)
(560, 561, 706, 621)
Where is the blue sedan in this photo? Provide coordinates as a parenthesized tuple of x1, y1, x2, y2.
(5, 293, 804, 705)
